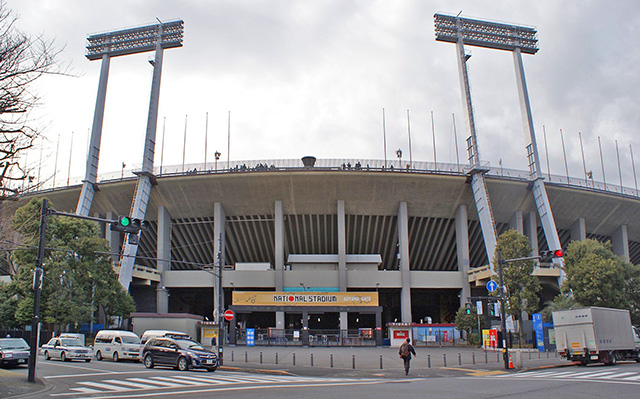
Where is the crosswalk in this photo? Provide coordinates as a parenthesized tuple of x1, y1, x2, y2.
(491, 367, 640, 384)
(50, 371, 386, 397)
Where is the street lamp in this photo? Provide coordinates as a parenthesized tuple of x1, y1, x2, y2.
(396, 149, 402, 169)
(300, 282, 306, 292)
(215, 151, 221, 172)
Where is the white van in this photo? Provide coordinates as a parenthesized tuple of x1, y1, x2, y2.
(93, 330, 141, 362)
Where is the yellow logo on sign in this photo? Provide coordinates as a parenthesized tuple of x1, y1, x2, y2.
(570, 342, 581, 348)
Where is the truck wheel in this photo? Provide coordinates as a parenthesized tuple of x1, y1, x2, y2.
(113, 352, 119, 362)
(96, 351, 103, 361)
(608, 352, 617, 366)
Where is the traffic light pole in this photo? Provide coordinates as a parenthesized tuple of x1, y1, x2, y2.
(497, 251, 509, 370)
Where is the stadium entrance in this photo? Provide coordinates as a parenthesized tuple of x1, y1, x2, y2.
(229, 291, 382, 346)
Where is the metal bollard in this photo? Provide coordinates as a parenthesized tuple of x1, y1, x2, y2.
(458, 352, 461, 366)
(547, 350, 549, 358)
(485, 351, 488, 364)
(427, 354, 431, 368)
(330, 353, 334, 368)
(352, 354, 356, 369)
(538, 350, 540, 359)
(293, 352, 296, 366)
(276, 352, 278, 365)
(443, 353, 447, 367)
(472, 352, 475, 365)
(379, 354, 383, 369)
(497, 352, 500, 362)
(260, 352, 263, 364)
(528, 351, 531, 360)
(311, 353, 314, 367)
(231, 350, 234, 362)
(245, 351, 248, 363)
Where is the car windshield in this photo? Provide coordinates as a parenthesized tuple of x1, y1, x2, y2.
(61, 339, 83, 346)
(122, 336, 140, 344)
(0, 338, 29, 350)
(175, 339, 205, 351)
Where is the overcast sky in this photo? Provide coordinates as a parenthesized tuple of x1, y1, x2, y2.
(8, 0, 640, 190)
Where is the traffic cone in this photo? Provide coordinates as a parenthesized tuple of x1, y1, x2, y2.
(508, 353, 514, 369)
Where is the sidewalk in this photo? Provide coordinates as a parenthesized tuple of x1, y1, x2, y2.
(0, 369, 48, 399)
(218, 345, 571, 378)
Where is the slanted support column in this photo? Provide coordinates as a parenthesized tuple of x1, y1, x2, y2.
(214, 203, 226, 314)
(337, 200, 348, 331)
(612, 225, 630, 262)
(524, 211, 538, 256)
(398, 202, 412, 323)
(456, 205, 470, 308)
(509, 211, 523, 234)
(274, 201, 285, 330)
(571, 218, 586, 242)
(156, 206, 171, 313)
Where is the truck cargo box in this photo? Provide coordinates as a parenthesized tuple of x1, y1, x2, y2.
(553, 307, 635, 353)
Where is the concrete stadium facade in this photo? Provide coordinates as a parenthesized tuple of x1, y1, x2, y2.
(26, 158, 640, 337)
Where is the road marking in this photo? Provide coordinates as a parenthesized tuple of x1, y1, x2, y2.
(49, 372, 393, 397)
(483, 368, 640, 385)
(44, 370, 158, 379)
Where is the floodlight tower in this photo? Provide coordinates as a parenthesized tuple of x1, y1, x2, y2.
(76, 20, 184, 290)
(77, 21, 184, 217)
(434, 14, 564, 281)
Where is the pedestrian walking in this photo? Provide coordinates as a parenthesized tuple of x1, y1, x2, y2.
(398, 338, 416, 375)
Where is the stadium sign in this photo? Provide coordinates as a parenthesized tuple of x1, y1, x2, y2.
(232, 291, 378, 307)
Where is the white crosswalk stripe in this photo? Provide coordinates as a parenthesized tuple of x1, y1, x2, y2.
(492, 368, 640, 384)
(55, 371, 381, 396)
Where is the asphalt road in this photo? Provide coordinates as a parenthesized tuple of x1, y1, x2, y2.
(3, 351, 640, 398)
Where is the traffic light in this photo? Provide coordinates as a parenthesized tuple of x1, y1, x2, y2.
(488, 302, 495, 317)
(539, 249, 564, 263)
(465, 303, 472, 315)
(110, 216, 148, 234)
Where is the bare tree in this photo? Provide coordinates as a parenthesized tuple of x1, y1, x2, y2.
(0, 1, 64, 198)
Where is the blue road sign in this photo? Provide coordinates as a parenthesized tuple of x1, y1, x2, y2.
(486, 280, 498, 292)
(246, 328, 255, 346)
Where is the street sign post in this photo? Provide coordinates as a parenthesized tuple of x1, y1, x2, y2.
(486, 280, 498, 292)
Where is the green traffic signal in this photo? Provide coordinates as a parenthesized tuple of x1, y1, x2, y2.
(119, 216, 131, 227)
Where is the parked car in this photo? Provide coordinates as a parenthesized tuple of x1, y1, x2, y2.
(41, 336, 92, 362)
(142, 337, 218, 371)
(93, 330, 141, 362)
(0, 338, 30, 367)
(139, 330, 190, 358)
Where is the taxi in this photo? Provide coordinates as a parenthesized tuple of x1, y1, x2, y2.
(40, 335, 92, 362)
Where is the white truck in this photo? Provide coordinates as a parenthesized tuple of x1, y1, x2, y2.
(553, 306, 640, 365)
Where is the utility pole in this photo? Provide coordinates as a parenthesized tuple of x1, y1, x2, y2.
(28, 199, 48, 382)
(497, 251, 509, 370)
(217, 233, 224, 365)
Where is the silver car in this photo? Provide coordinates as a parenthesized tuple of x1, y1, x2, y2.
(0, 338, 30, 367)
(41, 337, 92, 362)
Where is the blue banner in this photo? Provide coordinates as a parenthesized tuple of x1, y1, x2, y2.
(246, 328, 255, 346)
(532, 313, 544, 352)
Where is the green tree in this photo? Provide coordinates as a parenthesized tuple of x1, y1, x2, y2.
(492, 229, 541, 346)
(8, 198, 135, 331)
(561, 239, 640, 324)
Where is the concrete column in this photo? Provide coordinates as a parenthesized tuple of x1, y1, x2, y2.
(524, 211, 539, 255)
(456, 205, 470, 308)
(156, 206, 171, 313)
(612, 224, 630, 262)
(398, 202, 412, 323)
(509, 210, 523, 234)
(570, 218, 586, 242)
(274, 201, 285, 330)
(213, 203, 226, 314)
(337, 200, 348, 331)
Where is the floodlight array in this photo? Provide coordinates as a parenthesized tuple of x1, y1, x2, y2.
(434, 13, 538, 54)
(86, 20, 184, 60)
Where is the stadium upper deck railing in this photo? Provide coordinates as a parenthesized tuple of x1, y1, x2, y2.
(30, 158, 640, 199)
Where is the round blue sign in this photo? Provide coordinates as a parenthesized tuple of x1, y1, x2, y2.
(486, 280, 498, 292)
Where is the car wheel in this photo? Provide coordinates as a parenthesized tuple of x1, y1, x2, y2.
(143, 354, 154, 369)
(177, 356, 189, 371)
(44, 351, 50, 360)
(61, 352, 67, 362)
(206, 367, 216, 372)
(96, 351, 103, 361)
(113, 352, 119, 362)
(85, 359, 91, 362)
